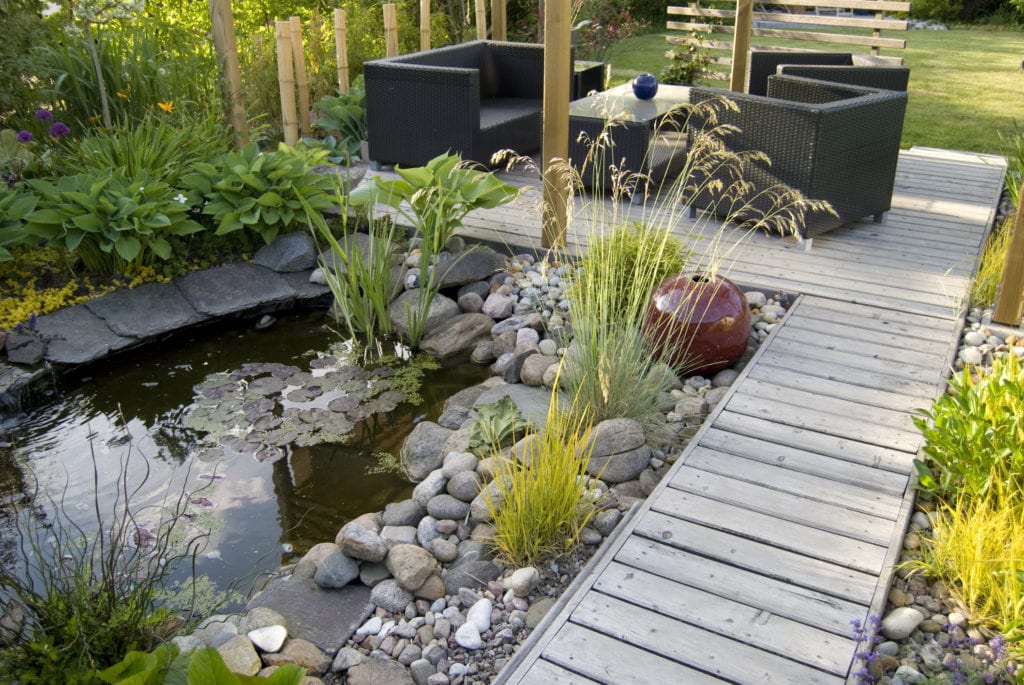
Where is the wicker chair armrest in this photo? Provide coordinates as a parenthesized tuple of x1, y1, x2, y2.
(489, 42, 547, 99)
(746, 50, 852, 96)
(777, 64, 910, 92)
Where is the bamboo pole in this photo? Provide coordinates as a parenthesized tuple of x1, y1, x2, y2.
(208, 0, 248, 146)
(276, 20, 299, 144)
(334, 9, 350, 93)
(384, 3, 399, 57)
(290, 16, 312, 137)
(475, 0, 487, 39)
(541, 0, 571, 248)
(730, 0, 754, 92)
(491, 0, 506, 41)
(993, 180, 1024, 325)
(420, 0, 431, 51)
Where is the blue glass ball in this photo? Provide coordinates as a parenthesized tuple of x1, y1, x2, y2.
(632, 73, 659, 100)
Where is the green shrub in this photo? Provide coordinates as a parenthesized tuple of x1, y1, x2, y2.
(22, 170, 203, 275)
(65, 111, 233, 186)
(183, 142, 335, 246)
(469, 396, 532, 455)
(486, 388, 601, 566)
(0, 128, 57, 184)
(0, 187, 38, 261)
(99, 643, 307, 684)
(313, 80, 367, 148)
(0, 1, 57, 126)
(914, 352, 1024, 502)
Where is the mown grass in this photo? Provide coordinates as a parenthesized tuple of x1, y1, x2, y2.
(605, 27, 1024, 156)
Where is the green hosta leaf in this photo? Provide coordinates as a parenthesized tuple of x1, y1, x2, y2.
(395, 165, 434, 188)
(257, 191, 284, 207)
(186, 647, 238, 685)
(149, 237, 172, 260)
(71, 213, 104, 233)
(24, 208, 66, 225)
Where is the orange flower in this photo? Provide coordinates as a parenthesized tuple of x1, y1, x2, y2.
(157, 101, 174, 113)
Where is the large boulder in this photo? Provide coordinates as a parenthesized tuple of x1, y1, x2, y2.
(434, 246, 506, 288)
(400, 422, 453, 481)
(336, 521, 388, 562)
(388, 291, 460, 341)
(386, 544, 438, 592)
(420, 313, 496, 359)
(253, 232, 318, 272)
(582, 418, 651, 483)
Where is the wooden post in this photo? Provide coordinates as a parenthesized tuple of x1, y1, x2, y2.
(334, 9, 350, 93)
(729, 0, 753, 92)
(475, 0, 487, 39)
(491, 0, 506, 41)
(420, 0, 431, 51)
(290, 16, 312, 137)
(541, 0, 571, 248)
(993, 180, 1024, 325)
(208, 0, 248, 146)
(384, 3, 399, 57)
(276, 20, 299, 144)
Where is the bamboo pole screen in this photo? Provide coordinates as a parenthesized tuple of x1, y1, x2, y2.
(420, 0, 431, 51)
(275, 20, 299, 144)
(491, 0, 507, 40)
(384, 3, 399, 57)
(476, 0, 487, 39)
(208, 0, 248, 146)
(334, 9, 350, 93)
(289, 16, 312, 137)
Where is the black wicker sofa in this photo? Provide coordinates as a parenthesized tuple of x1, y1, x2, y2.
(747, 51, 910, 96)
(686, 75, 908, 238)
(363, 41, 548, 168)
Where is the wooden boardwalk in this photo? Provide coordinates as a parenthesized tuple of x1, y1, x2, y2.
(374, 146, 1007, 681)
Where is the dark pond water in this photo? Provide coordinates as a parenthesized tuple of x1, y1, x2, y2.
(0, 310, 488, 597)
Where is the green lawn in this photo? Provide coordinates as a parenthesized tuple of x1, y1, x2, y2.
(603, 27, 1024, 156)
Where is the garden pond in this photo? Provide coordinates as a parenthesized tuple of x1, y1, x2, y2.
(0, 309, 488, 600)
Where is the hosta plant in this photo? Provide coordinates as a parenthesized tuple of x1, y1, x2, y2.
(313, 82, 367, 147)
(0, 187, 38, 261)
(22, 170, 203, 275)
(183, 142, 335, 245)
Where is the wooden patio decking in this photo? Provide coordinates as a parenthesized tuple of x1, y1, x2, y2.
(378, 146, 1008, 682)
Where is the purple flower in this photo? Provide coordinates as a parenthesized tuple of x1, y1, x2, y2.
(34, 108, 54, 122)
(48, 121, 71, 138)
(16, 130, 33, 143)
(28, 313, 37, 329)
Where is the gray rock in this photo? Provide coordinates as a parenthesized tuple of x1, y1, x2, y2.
(84, 281, 203, 338)
(359, 561, 390, 587)
(371, 579, 415, 613)
(247, 624, 287, 653)
(4, 332, 46, 365)
(963, 330, 986, 346)
(501, 350, 537, 383)
(409, 658, 436, 685)
(519, 354, 557, 386)
(490, 313, 542, 336)
(474, 383, 551, 430)
(744, 291, 767, 308)
(711, 368, 739, 387)
(386, 544, 438, 592)
(481, 293, 513, 319)
(505, 567, 540, 597)
(311, 162, 366, 197)
(261, 637, 331, 675)
(538, 338, 558, 356)
(337, 521, 388, 562)
(490, 330, 517, 357)
(331, 645, 367, 672)
(458, 281, 491, 300)
(347, 658, 415, 685)
(583, 418, 651, 483)
(446, 471, 481, 502)
(35, 305, 135, 365)
(384, 499, 427, 527)
(389, 290, 460, 341)
(317, 232, 391, 276)
(470, 480, 503, 522)
(437, 407, 472, 430)
(397, 643, 422, 666)
(417, 516, 441, 548)
(314, 550, 360, 588)
(592, 508, 622, 536)
(434, 247, 506, 288)
(217, 635, 261, 676)
(401, 422, 453, 481)
(253, 232, 318, 272)
(443, 560, 501, 594)
(380, 525, 418, 547)
(193, 617, 238, 648)
(420, 313, 496, 359)
(427, 494, 470, 519)
(171, 634, 204, 656)
(470, 339, 496, 364)
(427, 538, 459, 563)
(525, 597, 557, 629)
(457, 291, 484, 313)
(881, 607, 925, 640)
(177, 262, 295, 318)
(442, 451, 479, 479)
(412, 470, 447, 508)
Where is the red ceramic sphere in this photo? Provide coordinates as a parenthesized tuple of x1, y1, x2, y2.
(642, 272, 751, 375)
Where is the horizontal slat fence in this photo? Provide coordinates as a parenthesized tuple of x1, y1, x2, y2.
(666, 0, 910, 83)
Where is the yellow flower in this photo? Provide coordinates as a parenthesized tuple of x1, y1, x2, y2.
(157, 101, 174, 113)
(116, 87, 131, 99)
(88, 114, 102, 124)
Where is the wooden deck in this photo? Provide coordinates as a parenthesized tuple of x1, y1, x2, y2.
(376, 146, 1008, 682)
(485, 147, 1006, 684)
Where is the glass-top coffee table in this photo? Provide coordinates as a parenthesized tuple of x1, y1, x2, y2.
(568, 82, 690, 196)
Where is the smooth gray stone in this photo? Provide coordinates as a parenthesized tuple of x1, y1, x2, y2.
(278, 269, 331, 302)
(4, 332, 46, 365)
(85, 281, 203, 338)
(246, 574, 372, 654)
(434, 247, 506, 288)
(253, 232, 318, 272)
(177, 262, 295, 317)
(443, 560, 501, 594)
(36, 304, 135, 365)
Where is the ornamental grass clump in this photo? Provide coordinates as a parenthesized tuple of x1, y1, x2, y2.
(485, 387, 601, 567)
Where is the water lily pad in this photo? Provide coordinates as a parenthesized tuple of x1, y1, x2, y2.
(248, 376, 286, 395)
(327, 395, 360, 413)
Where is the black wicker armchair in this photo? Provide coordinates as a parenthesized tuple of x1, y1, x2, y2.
(686, 75, 908, 238)
(747, 51, 910, 96)
(363, 41, 550, 168)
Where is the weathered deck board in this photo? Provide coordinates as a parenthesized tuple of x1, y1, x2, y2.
(444, 147, 1007, 683)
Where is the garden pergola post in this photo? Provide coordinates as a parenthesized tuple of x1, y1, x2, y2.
(420, 0, 431, 51)
(209, 0, 248, 146)
(541, 0, 571, 248)
(730, 0, 753, 92)
(993, 179, 1024, 325)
